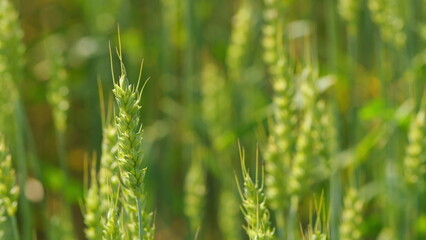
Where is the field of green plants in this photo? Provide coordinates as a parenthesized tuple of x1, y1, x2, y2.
(1, 0, 426, 239)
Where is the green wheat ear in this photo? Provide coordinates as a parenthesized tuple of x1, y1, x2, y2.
(236, 144, 276, 240)
(98, 122, 120, 214)
(102, 180, 122, 240)
(301, 194, 329, 240)
(339, 188, 363, 240)
(184, 152, 206, 233)
(111, 34, 154, 239)
(113, 68, 147, 195)
(338, 0, 360, 35)
(0, 0, 24, 138)
(97, 82, 121, 217)
(84, 159, 103, 240)
(367, 0, 406, 47)
(0, 134, 19, 218)
(264, 55, 296, 210)
(46, 40, 70, 133)
(404, 98, 426, 188)
(0, 134, 19, 240)
(226, 0, 252, 82)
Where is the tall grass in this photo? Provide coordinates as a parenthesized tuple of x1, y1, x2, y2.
(2, 0, 426, 239)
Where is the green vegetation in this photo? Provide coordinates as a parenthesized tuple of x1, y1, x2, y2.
(1, 0, 426, 239)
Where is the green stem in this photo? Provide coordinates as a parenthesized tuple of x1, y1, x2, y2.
(287, 196, 299, 240)
(330, 165, 342, 239)
(136, 197, 144, 240)
(274, 210, 285, 240)
(10, 215, 20, 240)
(56, 129, 68, 177)
(404, 191, 417, 239)
(14, 101, 32, 240)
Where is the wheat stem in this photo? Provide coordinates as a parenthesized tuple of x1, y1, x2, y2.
(10, 215, 19, 240)
(136, 198, 144, 240)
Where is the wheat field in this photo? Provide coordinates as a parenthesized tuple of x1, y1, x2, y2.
(0, 0, 426, 239)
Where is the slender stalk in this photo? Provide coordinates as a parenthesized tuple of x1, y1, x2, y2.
(14, 101, 32, 240)
(10, 215, 20, 240)
(274, 210, 285, 240)
(136, 198, 144, 240)
(287, 196, 299, 240)
(404, 192, 416, 239)
(56, 130, 68, 177)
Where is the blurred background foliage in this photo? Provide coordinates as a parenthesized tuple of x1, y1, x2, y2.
(3, 0, 426, 239)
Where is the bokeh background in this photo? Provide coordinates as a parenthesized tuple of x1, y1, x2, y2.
(3, 0, 426, 239)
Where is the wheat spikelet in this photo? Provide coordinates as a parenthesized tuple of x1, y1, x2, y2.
(261, 0, 298, 211)
(84, 161, 103, 240)
(0, 0, 24, 138)
(309, 98, 337, 183)
(288, 110, 313, 197)
(261, 4, 296, 211)
(288, 66, 316, 197)
(103, 203, 121, 240)
(338, 0, 359, 35)
(226, 0, 252, 82)
(262, 0, 281, 76)
(98, 124, 120, 214)
(113, 73, 146, 195)
(0, 0, 25, 83)
(264, 56, 297, 210)
(46, 40, 70, 133)
(368, 0, 406, 47)
(0, 135, 19, 218)
(237, 145, 276, 240)
(98, 124, 123, 240)
(112, 41, 154, 239)
(184, 155, 206, 233)
(403, 102, 426, 187)
(262, 0, 279, 68)
(0, 134, 19, 239)
(301, 194, 329, 240)
(339, 188, 363, 240)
